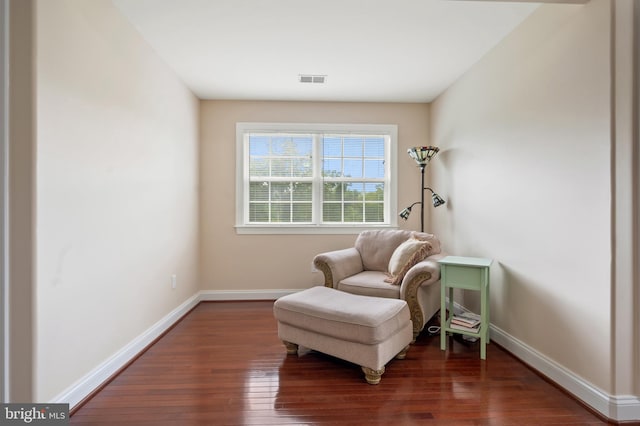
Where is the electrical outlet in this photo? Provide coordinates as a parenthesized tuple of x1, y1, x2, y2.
(171, 274, 177, 289)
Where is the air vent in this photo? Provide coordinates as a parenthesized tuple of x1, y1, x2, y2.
(299, 74, 327, 84)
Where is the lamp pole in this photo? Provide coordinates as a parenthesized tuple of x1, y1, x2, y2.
(420, 164, 425, 233)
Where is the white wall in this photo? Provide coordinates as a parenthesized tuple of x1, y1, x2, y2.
(430, 0, 613, 393)
(35, 0, 199, 401)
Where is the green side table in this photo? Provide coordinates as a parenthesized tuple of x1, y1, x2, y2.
(438, 256, 493, 360)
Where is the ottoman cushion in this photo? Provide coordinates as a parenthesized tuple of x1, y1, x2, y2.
(273, 286, 410, 345)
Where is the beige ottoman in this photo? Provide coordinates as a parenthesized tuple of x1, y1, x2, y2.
(273, 286, 413, 384)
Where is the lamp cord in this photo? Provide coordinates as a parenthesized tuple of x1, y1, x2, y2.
(427, 325, 441, 335)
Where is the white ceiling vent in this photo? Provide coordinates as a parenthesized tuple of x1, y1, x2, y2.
(299, 74, 327, 84)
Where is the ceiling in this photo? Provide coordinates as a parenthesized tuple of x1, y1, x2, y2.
(112, 0, 541, 103)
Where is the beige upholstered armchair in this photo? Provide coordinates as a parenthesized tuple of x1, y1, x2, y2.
(313, 229, 444, 340)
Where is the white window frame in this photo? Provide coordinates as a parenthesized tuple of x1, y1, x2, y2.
(235, 122, 398, 234)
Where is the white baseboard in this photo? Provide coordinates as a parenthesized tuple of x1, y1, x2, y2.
(490, 324, 640, 422)
(198, 289, 299, 301)
(52, 293, 201, 409)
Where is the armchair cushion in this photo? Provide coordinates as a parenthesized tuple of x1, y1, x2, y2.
(355, 230, 413, 272)
(386, 238, 432, 285)
(338, 271, 401, 299)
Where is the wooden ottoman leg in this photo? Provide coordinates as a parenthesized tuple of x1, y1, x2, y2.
(361, 366, 385, 385)
(282, 340, 298, 355)
(395, 345, 410, 360)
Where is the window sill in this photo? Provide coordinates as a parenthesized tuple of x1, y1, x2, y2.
(235, 224, 399, 235)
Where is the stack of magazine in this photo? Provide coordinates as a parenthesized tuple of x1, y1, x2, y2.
(450, 312, 481, 333)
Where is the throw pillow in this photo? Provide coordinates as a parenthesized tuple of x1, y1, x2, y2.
(385, 238, 432, 285)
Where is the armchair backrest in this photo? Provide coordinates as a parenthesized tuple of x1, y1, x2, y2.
(355, 229, 441, 272)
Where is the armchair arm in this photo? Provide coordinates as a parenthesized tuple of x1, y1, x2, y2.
(400, 253, 447, 336)
(313, 248, 364, 288)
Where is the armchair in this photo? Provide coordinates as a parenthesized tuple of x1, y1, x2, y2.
(313, 229, 444, 340)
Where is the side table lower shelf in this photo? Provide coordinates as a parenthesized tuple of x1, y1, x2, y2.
(441, 316, 487, 354)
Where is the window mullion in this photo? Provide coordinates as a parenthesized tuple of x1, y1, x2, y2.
(313, 134, 323, 225)
(340, 136, 345, 223)
(384, 135, 391, 223)
(243, 134, 251, 224)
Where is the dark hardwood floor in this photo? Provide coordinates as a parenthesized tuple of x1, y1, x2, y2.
(70, 301, 609, 425)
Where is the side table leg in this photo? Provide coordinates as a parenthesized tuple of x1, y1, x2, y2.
(486, 270, 491, 345)
(440, 285, 446, 351)
(480, 275, 488, 359)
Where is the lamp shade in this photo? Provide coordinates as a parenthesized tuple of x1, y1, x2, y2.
(431, 192, 446, 207)
(407, 146, 439, 166)
(425, 187, 446, 208)
(399, 207, 411, 220)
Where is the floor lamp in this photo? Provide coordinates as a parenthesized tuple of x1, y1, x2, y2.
(399, 146, 446, 232)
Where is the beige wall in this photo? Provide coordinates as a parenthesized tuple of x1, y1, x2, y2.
(611, 0, 640, 399)
(636, 0, 640, 398)
(7, 0, 36, 402)
(199, 101, 431, 291)
(430, 0, 617, 393)
(35, 0, 200, 401)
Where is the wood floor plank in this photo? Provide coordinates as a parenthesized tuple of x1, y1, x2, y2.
(70, 301, 610, 425)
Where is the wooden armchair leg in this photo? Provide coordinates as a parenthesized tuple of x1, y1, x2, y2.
(395, 345, 410, 360)
(362, 366, 385, 385)
(282, 340, 298, 355)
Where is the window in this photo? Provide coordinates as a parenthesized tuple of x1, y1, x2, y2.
(236, 123, 398, 234)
